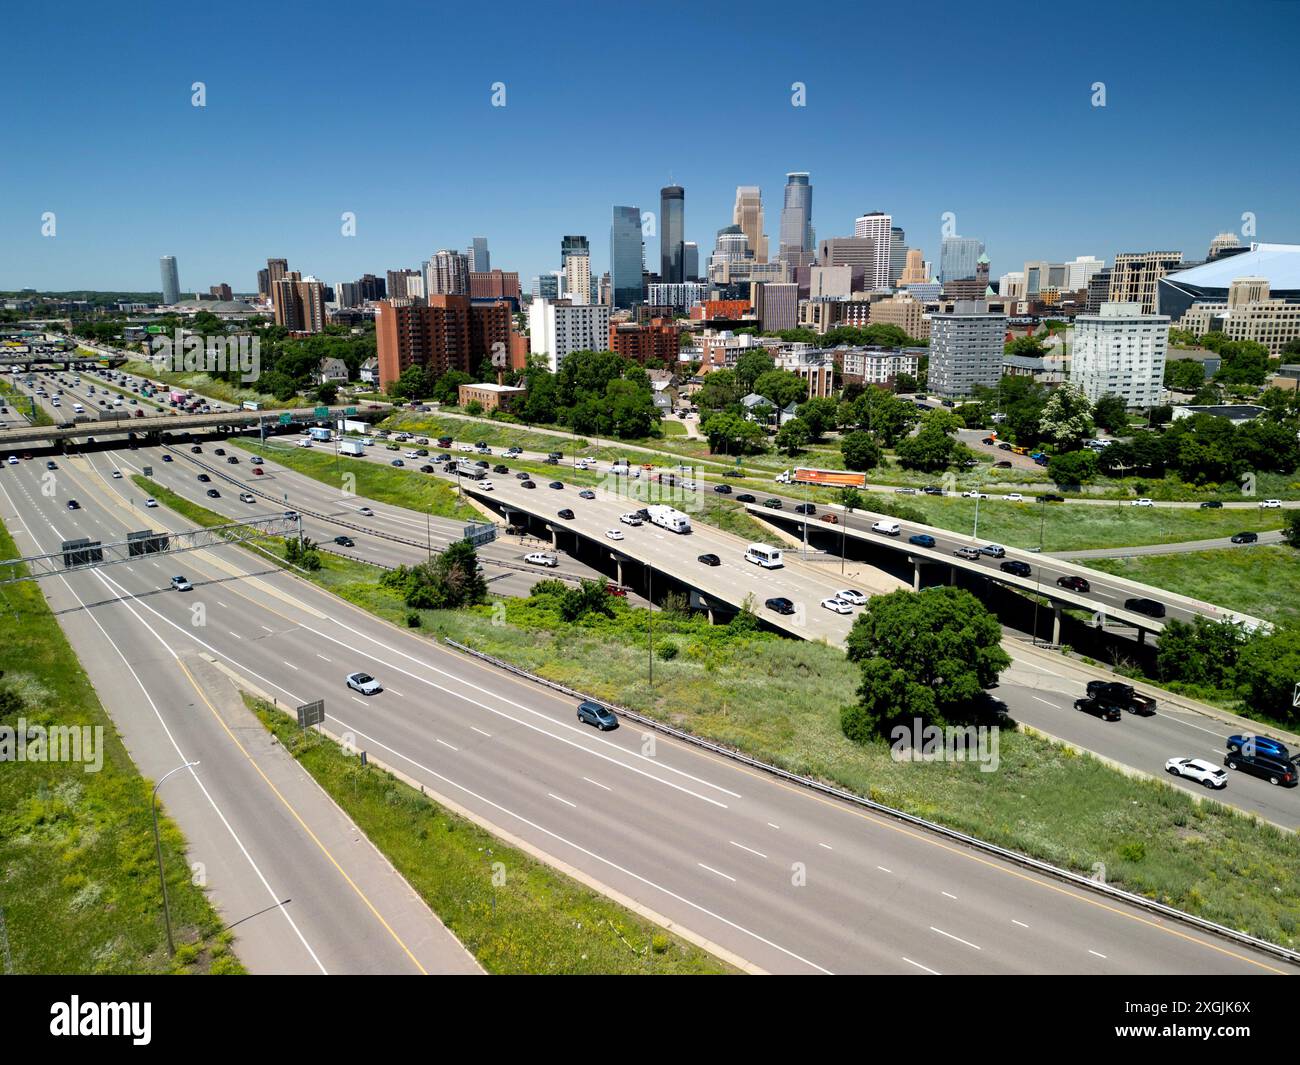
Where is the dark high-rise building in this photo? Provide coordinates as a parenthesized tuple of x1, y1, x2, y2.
(659, 185, 685, 284)
(610, 205, 644, 309)
(356, 273, 386, 302)
(683, 241, 699, 282)
(778, 172, 814, 266)
(890, 227, 907, 286)
(470, 237, 490, 273)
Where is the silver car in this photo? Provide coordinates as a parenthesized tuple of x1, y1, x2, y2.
(346, 671, 383, 696)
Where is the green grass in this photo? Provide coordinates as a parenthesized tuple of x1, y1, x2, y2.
(0, 378, 54, 426)
(230, 440, 480, 522)
(122, 360, 282, 410)
(247, 696, 731, 974)
(1084, 545, 1300, 626)
(0, 519, 242, 973)
(425, 598, 1300, 954)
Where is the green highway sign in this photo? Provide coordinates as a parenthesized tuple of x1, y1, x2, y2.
(345, 407, 357, 416)
(314, 406, 329, 418)
(278, 413, 292, 425)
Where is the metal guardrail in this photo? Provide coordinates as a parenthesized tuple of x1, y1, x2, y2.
(441, 636, 1300, 969)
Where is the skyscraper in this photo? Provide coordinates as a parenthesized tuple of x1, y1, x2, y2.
(264, 257, 288, 302)
(938, 237, 985, 284)
(778, 172, 814, 266)
(470, 237, 491, 273)
(890, 227, 907, 286)
(683, 242, 699, 282)
(853, 212, 894, 290)
(561, 235, 591, 305)
(159, 256, 180, 305)
(733, 186, 768, 263)
(425, 250, 469, 296)
(659, 185, 685, 284)
(610, 206, 644, 309)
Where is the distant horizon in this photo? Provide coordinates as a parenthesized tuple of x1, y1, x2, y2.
(3, 0, 1296, 293)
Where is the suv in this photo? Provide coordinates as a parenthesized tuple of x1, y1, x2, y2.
(979, 543, 1006, 558)
(1074, 697, 1121, 722)
(953, 546, 981, 560)
(577, 700, 618, 731)
(1125, 597, 1166, 618)
(170, 576, 192, 592)
(765, 597, 796, 615)
(1056, 574, 1091, 593)
(1227, 734, 1291, 761)
(1000, 559, 1032, 577)
(1224, 750, 1298, 787)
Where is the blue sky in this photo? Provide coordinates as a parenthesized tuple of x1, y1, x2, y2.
(2, 0, 1297, 293)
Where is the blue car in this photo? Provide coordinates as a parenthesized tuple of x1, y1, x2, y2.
(1227, 734, 1291, 761)
(577, 700, 618, 731)
(908, 534, 936, 549)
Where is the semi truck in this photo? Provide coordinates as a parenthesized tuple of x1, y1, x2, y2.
(338, 439, 365, 456)
(646, 504, 691, 534)
(775, 468, 867, 488)
(455, 460, 485, 479)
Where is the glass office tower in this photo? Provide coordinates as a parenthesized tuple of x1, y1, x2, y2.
(610, 205, 644, 308)
(659, 185, 685, 284)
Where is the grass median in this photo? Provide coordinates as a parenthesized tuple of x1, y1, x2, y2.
(0, 519, 241, 973)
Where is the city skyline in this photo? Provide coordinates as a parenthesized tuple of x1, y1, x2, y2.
(3, 1, 1297, 292)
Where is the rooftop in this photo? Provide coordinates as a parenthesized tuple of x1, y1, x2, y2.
(1164, 243, 1300, 291)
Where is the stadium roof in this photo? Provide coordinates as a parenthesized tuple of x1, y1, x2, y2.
(1163, 243, 1300, 290)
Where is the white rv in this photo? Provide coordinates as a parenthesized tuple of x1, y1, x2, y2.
(646, 504, 691, 534)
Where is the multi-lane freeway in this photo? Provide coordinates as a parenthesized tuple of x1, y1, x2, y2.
(1, 448, 1293, 973)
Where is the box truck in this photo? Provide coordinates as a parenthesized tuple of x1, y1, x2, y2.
(309, 426, 332, 442)
(338, 439, 365, 456)
(646, 504, 691, 533)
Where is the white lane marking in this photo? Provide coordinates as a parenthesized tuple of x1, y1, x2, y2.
(470, 726, 492, 738)
(316, 654, 331, 662)
(767, 822, 780, 829)
(1012, 919, 1029, 928)
(386, 689, 403, 698)
(435, 738, 458, 751)
(351, 696, 368, 706)
(930, 926, 982, 951)
(942, 891, 957, 900)
(582, 777, 611, 791)
(697, 863, 736, 883)
(877, 866, 892, 874)
(1089, 949, 1107, 959)
(1021, 661, 1063, 678)
(282, 661, 298, 670)
(1032, 696, 1058, 707)
(818, 842, 833, 850)
(228, 631, 242, 639)
(548, 793, 576, 808)
(902, 957, 941, 975)
(217, 601, 228, 609)
(729, 841, 767, 859)
(261, 625, 274, 633)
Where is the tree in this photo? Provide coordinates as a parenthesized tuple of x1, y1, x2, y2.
(1283, 511, 1300, 550)
(733, 350, 775, 392)
(840, 430, 882, 472)
(1037, 383, 1094, 450)
(1164, 359, 1205, 392)
(695, 369, 745, 414)
(1091, 393, 1129, 435)
(842, 587, 1010, 740)
(381, 539, 487, 609)
(893, 372, 918, 395)
(315, 381, 339, 405)
(753, 368, 807, 410)
(847, 388, 918, 446)
(389, 364, 432, 401)
(560, 580, 616, 622)
(1156, 617, 1251, 691)
(895, 410, 960, 472)
(1005, 335, 1047, 358)
(1047, 449, 1098, 485)
(701, 411, 766, 455)
(1215, 341, 1270, 386)
(774, 418, 810, 456)
(1236, 627, 1300, 726)
(797, 397, 839, 441)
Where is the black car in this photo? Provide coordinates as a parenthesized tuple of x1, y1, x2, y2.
(1224, 750, 1298, 787)
(579, 490, 595, 499)
(1230, 532, 1258, 544)
(549, 481, 564, 490)
(697, 553, 721, 566)
(763, 498, 782, 509)
(45, 460, 57, 470)
(557, 508, 575, 520)
(735, 494, 756, 503)
(434, 454, 451, 463)
(206, 489, 220, 498)
(493, 464, 508, 474)
(197, 474, 210, 482)
(521, 480, 536, 489)
(419, 465, 435, 473)
(713, 484, 732, 494)
(765, 597, 796, 615)
(333, 535, 355, 547)
(1200, 500, 1224, 509)
(475, 459, 489, 468)
(922, 485, 944, 496)
(190, 446, 202, 454)
(1125, 597, 1166, 618)
(66, 499, 80, 510)
(226, 456, 239, 464)
(214, 448, 226, 456)
(1000, 560, 1032, 578)
(1056, 574, 1091, 593)
(515, 471, 529, 479)
(1074, 697, 1122, 722)
(997, 442, 1013, 451)
(993, 460, 1012, 469)
(722, 469, 744, 479)
(1037, 493, 1065, 504)
(161, 454, 173, 462)
(577, 699, 618, 731)
(793, 503, 816, 515)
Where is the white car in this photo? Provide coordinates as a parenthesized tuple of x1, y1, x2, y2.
(1165, 757, 1227, 789)
(821, 597, 854, 614)
(170, 576, 193, 592)
(1259, 499, 1282, 509)
(111, 470, 123, 479)
(5, 456, 16, 465)
(962, 491, 989, 499)
(619, 513, 643, 526)
(681, 480, 697, 491)
(478, 480, 494, 491)
(605, 529, 625, 540)
(358, 506, 374, 517)
(835, 589, 868, 605)
(346, 671, 383, 696)
(457, 444, 475, 452)
(239, 492, 255, 503)
(296, 439, 313, 448)
(525, 552, 558, 568)
(144, 498, 158, 508)
(1131, 498, 1154, 507)
(1002, 493, 1024, 502)
(404, 450, 420, 458)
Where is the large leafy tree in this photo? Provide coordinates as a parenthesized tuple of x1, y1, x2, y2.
(1047, 449, 1098, 485)
(895, 409, 961, 472)
(840, 430, 883, 472)
(1236, 627, 1300, 726)
(701, 411, 766, 455)
(797, 397, 839, 441)
(733, 350, 775, 392)
(842, 587, 1010, 740)
(1037, 383, 1094, 450)
(753, 368, 808, 410)
(1091, 393, 1129, 435)
(774, 417, 810, 456)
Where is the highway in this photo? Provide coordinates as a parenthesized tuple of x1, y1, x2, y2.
(1, 450, 1291, 973)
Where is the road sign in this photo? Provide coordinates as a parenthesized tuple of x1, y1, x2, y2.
(345, 407, 357, 416)
(278, 413, 292, 425)
(296, 699, 325, 728)
(463, 522, 496, 547)
(314, 406, 329, 418)
(142, 466, 153, 477)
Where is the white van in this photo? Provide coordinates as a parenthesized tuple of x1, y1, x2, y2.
(744, 544, 784, 568)
(871, 520, 901, 536)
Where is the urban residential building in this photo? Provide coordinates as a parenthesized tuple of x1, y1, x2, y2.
(751, 281, 797, 332)
(458, 381, 526, 412)
(927, 302, 1008, 397)
(609, 320, 680, 365)
(561, 235, 591, 305)
(375, 296, 512, 390)
(646, 282, 704, 311)
(527, 298, 611, 372)
(1070, 301, 1170, 408)
(272, 272, 328, 333)
(867, 292, 929, 340)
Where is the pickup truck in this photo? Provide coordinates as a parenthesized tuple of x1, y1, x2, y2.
(1085, 680, 1156, 716)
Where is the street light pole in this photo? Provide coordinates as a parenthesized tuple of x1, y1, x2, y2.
(647, 563, 653, 687)
(152, 759, 199, 956)
(973, 493, 981, 539)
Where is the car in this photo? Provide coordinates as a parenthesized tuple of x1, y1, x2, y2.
(713, 484, 732, 494)
(997, 442, 1013, 451)
(206, 489, 220, 498)
(252, 466, 264, 475)
(979, 543, 1006, 558)
(1000, 559, 1032, 577)
(6, 456, 17, 465)
(197, 473, 210, 482)
(66, 499, 81, 510)
(579, 489, 595, 499)
(735, 494, 756, 503)
(603, 529, 626, 542)
(557, 508, 575, 519)
(993, 460, 1013, 469)
(1125, 597, 1166, 618)
(1037, 493, 1065, 504)
(1130, 498, 1154, 507)
(793, 503, 816, 515)
(722, 469, 744, 479)
(1199, 500, 1223, 509)
(1223, 749, 1298, 787)
(390, 459, 404, 467)
(525, 552, 558, 567)
(549, 481, 564, 490)
(346, 671, 383, 696)
(457, 443, 474, 453)
(45, 460, 57, 470)
(1259, 499, 1282, 509)
(821, 597, 853, 614)
(697, 553, 720, 566)
(953, 546, 982, 560)
(981, 437, 996, 445)
(1165, 757, 1227, 789)
(835, 589, 868, 605)
(901, 533, 935, 550)
(190, 445, 202, 454)
(214, 448, 226, 457)
(504, 447, 522, 457)
(386, 443, 400, 451)
(418, 464, 435, 474)
(962, 491, 989, 500)
(871, 520, 901, 536)
(250, 456, 264, 465)
(161, 454, 173, 463)
(922, 485, 944, 496)
(111, 470, 123, 479)
(333, 535, 356, 547)
(1056, 574, 1091, 593)
(493, 464, 508, 474)
(472, 459, 490, 469)
(764, 597, 796, 615)
(763, 498, 783, 509)
(1227, 734, 1292, 760)
(239, 492, 255, 503)
(521, 479, 536, 489)
(1230, 531, 1259, 544)
(144, 498, 158, 508)
(1074, 697, 1122, 722)
(1002, 493, 1024, 502)
(478, 480, 495, 491)
(577, 700, 619, 731)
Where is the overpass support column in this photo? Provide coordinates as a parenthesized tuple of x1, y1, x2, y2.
(1137, 628, 1146, 646)
(948, 565, 956, 586)
(1052, 605, 1062, 646)
(912, 560, 922, 591)
(616, 558, 623, 586)
(550, 525, 558, 547)
(707, 607, 716, 624)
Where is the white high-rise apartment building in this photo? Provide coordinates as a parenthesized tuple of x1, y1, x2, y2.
(424, 250, 468, 296)
(563, 251, 591, 305)
(1065, 255, 1105, 292)
(528, 299, 611, 372)
(853, 211, 894, 291)
(1070, 302, 1169, 408)
(927, 302, 1008, 397)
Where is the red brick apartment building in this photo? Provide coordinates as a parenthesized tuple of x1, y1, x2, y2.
(376, 296, 513, 390)
(608, 319, 680, 364)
